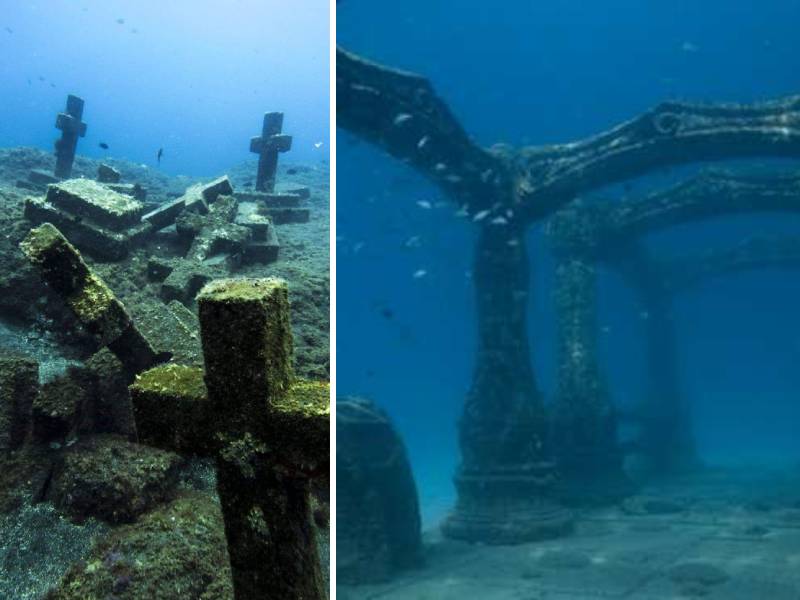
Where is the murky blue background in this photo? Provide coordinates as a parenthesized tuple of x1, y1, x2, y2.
(338, 0, 800, 525)
(0, 0, 329, 176)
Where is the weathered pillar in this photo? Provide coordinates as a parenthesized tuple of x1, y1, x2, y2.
(54, 94, 87, 179)
(638, 289, 698, 474)
(551, 253, 632, 504)
(442, 225, 572, 544)
(250, 112, 292, 192)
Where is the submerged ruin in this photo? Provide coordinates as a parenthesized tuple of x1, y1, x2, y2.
(337, 41, 800, 598)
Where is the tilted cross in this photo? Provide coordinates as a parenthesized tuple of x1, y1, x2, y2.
(54, 94, 87, 179)
(250, 112, 293, 192)
(130, 278, 329, 600)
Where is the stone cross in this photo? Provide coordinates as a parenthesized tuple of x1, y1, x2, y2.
(54, 94, 87, 179)
(250, 112, 292, 192)
(130, 278, 329, 600)
(19, 223, 164, 376)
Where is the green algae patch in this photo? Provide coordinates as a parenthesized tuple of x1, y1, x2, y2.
(45, 491, 233, 600)
(47, 178, 144, 230)
(130, 365, 214, 456)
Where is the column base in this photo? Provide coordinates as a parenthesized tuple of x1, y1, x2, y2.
(441, 465, 573, 545)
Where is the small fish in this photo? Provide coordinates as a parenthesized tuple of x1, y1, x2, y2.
(601, 325, 612, 334)
(473, 210, 491, 222)
(353, 242, 365, 254)
(412, 269, 427, 279)
(506, 238, 520, 247)
(416, 200, 432, 209)
(393, 113, 413, 125)
(681, 41, 699, 53)
(116, 18, 125, 25)
(156, 148, 164, 165)
(417, 136, 430, 149)
(99, 142, 109, 150)
(4, 27, 12, 34)
(50, 83, 56, 88)
(380, 308, 394, 320)
(404, 235, 421, 248)
(314, 141, 323, 148)
(38, 76, 45, 82)
(130, 28, 138, 34)
(286, 168, 297, 175)
(490, 216, 508, 225)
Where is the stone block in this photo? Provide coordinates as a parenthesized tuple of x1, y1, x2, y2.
(235, 212, 272, 241)
(28, 169, 60, 186)
(261, 207, 311, 224)
(0, 353, 38, 450)
(242, 226, 280, 265)
(32, 369, 89, 443)
(97, 164, 121, 183)
(24, 196, 129, 261)
(127, 293, 203, 366)
(46, 179, 144, 231)
(146, 256, 174, 281)
(84, 348, 137, 439)
(160, 264, 213, 305)
(107, 182, 147, 201)
(236, 191, 302, 207)
(49, 434, 183, 523)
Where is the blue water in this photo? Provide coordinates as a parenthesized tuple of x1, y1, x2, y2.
(0, 0, 329, 176)
(338, 0, 800, 527)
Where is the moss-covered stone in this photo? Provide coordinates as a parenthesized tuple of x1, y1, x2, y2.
(84, 349, 137, 439)
(0, 352, 38, 450)
(130, 364, 213, 455)
(270, 379, 330, 476)
(46, 178, 144, 231)
(32, 370, 90, 443)
(49, 434, 183, 524)
(20, 223, 160, 374)
(45, 491, 233, 600)
(197, 278, 293, 424)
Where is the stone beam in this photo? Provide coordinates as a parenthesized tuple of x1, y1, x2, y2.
(337, 47, 512, 212)
(516, 97, 800, 221)
(596, 170, 800, 245)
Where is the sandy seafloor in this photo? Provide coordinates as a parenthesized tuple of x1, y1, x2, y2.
(342, 465, 800, 600)
(0, 146, 330, 599)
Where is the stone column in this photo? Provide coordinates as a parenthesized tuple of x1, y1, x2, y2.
(638, 289, 698, 474)
(551, 253, 631, 504)
(442, 225, 571, 544)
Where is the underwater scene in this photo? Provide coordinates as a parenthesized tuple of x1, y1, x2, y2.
(0, 2, 329, 599)
(337, 1, 800, 599)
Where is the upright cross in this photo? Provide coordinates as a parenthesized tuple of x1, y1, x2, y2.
(130, 278, 329, 600)
(250, 112, 292, 192)
(54, 94, 87, 179)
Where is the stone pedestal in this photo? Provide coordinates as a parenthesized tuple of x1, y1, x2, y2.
(442, 227, 571, 543)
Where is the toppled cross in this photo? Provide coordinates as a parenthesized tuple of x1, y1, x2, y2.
(250, 112, 292, 192)
(54, 94, 87, 179)
(130, 278, 329, 600)
(19, 223, 164, 376)
(150, 194, 279, 304)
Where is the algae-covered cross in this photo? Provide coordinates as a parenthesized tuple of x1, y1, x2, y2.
(54, 94, 87, 179)
(250, 112, 293, 193)
(130, 278, 329, 600)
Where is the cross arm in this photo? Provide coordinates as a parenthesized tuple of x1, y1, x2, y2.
(268, 379, 330, 479)
(337, 47, 511, 210)
(129, 363, 215, 456)
(516, 95, 800, 221)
